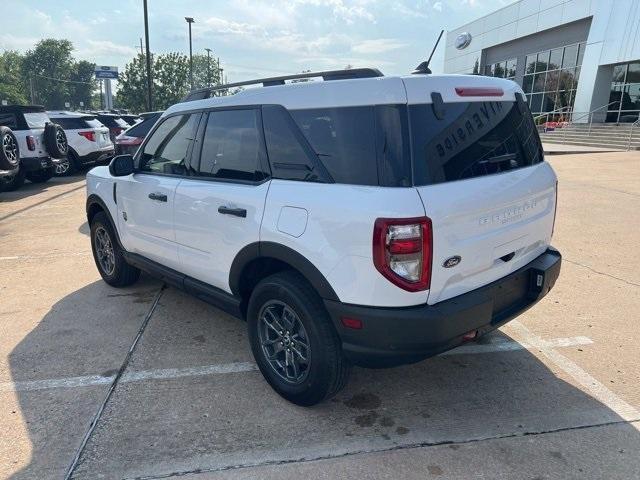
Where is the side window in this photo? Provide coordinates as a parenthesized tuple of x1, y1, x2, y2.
(290, 106, 378, 186)
(0, 113, 18, 129)
(262, 105, 330, 183)
(198, 109, 268, 182)
(139, 113, 200, 175)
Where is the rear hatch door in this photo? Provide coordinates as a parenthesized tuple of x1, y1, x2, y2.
(403, 76, 557, 305)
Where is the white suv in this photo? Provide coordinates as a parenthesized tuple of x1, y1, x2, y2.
(47, 111, 114, 176)
(86, 68, 561, 406)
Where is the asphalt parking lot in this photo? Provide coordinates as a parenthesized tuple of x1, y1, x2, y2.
(1, 152, 639, 480)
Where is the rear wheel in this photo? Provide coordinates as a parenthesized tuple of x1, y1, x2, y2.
(247, 271, 350, 406)
(26, 167, 54, 183)
(0, 168, 25, 192)
(90, 211, 140, 287)
(54, 150, 77, 176)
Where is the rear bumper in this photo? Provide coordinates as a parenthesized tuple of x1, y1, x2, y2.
(324, 247, 561, 367)
(77, 148, 114, 165)
(20, 156, 52, 172)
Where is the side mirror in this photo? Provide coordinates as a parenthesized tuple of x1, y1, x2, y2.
(108, 155, 134, 177)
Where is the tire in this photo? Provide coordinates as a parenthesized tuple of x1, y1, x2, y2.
(90, 211, 141, 287)
(247, 271, 350, 406)
(0, 126, 20, 170)
(44, 123, 68, 159)
(26, 167, 54, 183)
(53, 150, 77, 176)
(0, 168, 25, 192)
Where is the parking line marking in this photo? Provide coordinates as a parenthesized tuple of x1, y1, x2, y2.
(510, 321, 640, 424)
(0, 337, 593, 393)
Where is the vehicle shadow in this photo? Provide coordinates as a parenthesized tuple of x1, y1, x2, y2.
(0, 174, 85, 203)
(6, 282, 640, 479)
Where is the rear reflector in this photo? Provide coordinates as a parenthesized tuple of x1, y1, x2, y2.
(341, 317, 363, 330)
(455, 87, 504, 97)
(462, 330, 478, 342)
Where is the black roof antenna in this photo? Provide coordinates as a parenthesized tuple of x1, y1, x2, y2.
(412, 29, 444, 74)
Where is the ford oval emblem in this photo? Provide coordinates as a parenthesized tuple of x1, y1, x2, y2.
(443, 256, 462, 268)
(455, 32, 472, 50)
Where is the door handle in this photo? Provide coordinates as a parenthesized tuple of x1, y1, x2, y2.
(218, 206, 247, 218)
(148, 192, 167, 202)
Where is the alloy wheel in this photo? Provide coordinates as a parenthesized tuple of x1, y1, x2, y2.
(55, 129, 67, 154)
(54, 159, 70, 175)
(2, 134, 18, 163)
(94, 226, 116, 276)
(258, 300, 311, 384)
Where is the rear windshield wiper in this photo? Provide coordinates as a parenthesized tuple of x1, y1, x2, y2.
(479, 153, 517, 165)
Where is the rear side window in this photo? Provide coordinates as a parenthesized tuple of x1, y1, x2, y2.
(262, 105, 330, 183)
(53, 117, 99, 129)
(290, 107, 378, 186)
(23, 112, 49, 129)
(410, 100, 542, 185)
(125, 114, 160, 137)
(197, 109, 268, 182)
(85, 118, 103, 128)
(139, 113, 200, 175)
(0, 113, 18, 129)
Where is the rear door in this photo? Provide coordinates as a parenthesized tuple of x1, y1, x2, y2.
(117, 113, 201, 271)
(406, 82, 557, 305)
(174, 108, 271, 293)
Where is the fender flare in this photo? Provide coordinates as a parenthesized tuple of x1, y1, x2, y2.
(229, 241, 339, 301)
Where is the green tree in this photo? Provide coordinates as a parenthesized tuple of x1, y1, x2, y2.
(22, 39, 75, 109)
(70, 60, 97, 109)
(117, 54, 151, 112)
(154, 52, 190, 109)
(0, 50, 29, 104)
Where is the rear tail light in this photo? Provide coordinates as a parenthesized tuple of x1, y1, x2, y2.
(373, 217, 432, 292)
(26, 135, 36, 151)
(551, 181, 558, 237)
(113, 128, 123, 136)
(78, 131, 96, 142)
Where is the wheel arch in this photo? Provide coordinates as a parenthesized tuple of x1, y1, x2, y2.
(86, 194, 123, 248)
(230, 242, 340, 305)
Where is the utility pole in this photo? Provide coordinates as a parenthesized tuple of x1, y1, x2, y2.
(143, 0, 153, 111)
(204, 48, 212, 87)
(99, 80, 104, 109)
(185, 17, 195, 90)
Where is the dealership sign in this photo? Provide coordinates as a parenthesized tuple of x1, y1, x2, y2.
(455, 32, 472, 50)
(95, 66, 119, 80)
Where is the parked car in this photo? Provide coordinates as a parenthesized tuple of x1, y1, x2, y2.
(114, 111, 162, 156)
(119, 114, 142, 126)
(95, 114, 130, 142)
(0, 105, 67, 191)
(86, 68, 561, 406)
(47, 111, 115, 176)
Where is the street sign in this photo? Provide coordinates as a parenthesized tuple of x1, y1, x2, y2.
(95, 66, 119, 80)
(79, 101, 84, 107)
(1, 100, 7, 106)
(65, 102, 70, 108)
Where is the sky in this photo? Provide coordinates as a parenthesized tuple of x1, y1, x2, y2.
(1, 0, 512, 82)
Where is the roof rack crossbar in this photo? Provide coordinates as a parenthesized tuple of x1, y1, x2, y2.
(183, 67, 383, 100)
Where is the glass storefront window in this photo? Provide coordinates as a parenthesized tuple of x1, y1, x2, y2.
(532, 73, 546, 93)
(612, 64, 626, 83)
(626, 62, 640, 83)
(607, 62, 640, 122)
(525, 54, 537, 74)
(563, 44, 578, 68)
(506, 59, 517, 78)
(536, 51, 549, 72)
(576, 42, 586, 67)
(549, 48, 563, 70)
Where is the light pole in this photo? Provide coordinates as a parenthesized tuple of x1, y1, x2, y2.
(143, 0, 153, 110)
(185, 17, 195, 90)
(204, 48, 212, 88)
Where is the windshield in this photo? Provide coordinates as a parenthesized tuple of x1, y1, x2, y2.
(409, 99, 543, 185)
(23, 112, 50, 129)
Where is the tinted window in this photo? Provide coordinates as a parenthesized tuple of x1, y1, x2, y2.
(375, 105, 411, 187)
(53, 117, 99, 129)
(97, 116, 118, 128)
(0, 113, 18, 129)
(290, 106, 378, 186)
(23, 112, 50, 129)
(410, 99, 543, 185)
(262, 105, 329, 183)
(125, 114, 160, 138)
(198, 109, 267, 182)
(139, 114, 200, 175)
(85, 118, 103, 128)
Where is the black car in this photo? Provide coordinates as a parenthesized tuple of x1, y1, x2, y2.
(95, 114, 131, 142)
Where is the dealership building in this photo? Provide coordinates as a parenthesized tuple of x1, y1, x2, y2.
(444, 0, 640, 123)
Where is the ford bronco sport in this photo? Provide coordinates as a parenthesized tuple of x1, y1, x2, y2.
(86, 68, 561, 406)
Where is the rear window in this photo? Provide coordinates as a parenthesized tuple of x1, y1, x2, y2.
(410, 99, 542, 185)
(53, 117, 102, 130)
(23, 112, 50, 129)
(125, 114, 160, 137)
(0, 113, 18, 129)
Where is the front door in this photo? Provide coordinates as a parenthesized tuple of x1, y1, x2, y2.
(174, 108, 271, 292)
(117, 113, 201, 271)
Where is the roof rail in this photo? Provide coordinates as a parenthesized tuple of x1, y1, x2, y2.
(180, 67, 384, 103)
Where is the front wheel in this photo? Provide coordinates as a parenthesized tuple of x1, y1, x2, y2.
(247, 271, 350, 406)
(90, 211, 140, 287)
